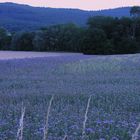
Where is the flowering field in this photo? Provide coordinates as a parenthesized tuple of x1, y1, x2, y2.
(0, 53, 140, 140)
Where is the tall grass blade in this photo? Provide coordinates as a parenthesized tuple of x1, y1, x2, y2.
(62, 135, 68, 140)
(132, 122, 140, 140)
(82, 95, 92, 139)
(43, 95, 54, 140)
(16, 103, 25, 140)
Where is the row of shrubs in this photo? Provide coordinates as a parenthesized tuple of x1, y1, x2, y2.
(0, 16, 140, 54)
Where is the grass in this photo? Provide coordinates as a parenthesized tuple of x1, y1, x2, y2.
(0, 53, 140, 139)
(16, 103, 25, 140)
(82, 95, 92, 139)
(43, 95, 54, 140)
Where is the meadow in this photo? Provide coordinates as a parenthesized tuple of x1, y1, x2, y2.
(0, 52, 140, 140)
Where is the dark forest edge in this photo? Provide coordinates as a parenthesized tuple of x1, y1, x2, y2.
(0, 6, 140, 55)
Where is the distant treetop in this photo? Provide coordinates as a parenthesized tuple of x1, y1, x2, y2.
(130, 6, 140, 17)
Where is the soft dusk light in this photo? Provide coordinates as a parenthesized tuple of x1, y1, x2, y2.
(0, 0, 140, 10)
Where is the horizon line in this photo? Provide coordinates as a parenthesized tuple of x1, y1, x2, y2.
(0, 2, 137, 11)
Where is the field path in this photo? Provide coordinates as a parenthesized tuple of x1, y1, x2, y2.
(0, 51, 81, 60)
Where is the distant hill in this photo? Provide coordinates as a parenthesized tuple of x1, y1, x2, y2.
(0, 2, 131, 31)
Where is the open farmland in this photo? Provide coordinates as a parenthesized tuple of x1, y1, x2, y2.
(0, 52, 140, 140)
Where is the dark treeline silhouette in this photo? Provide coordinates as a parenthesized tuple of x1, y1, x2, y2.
(82, 16, 139, 54)
(0, 7, 140, 55)
(0, 27, 12, 50)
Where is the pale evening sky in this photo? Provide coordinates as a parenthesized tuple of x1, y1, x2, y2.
(0, 0, 140, 10)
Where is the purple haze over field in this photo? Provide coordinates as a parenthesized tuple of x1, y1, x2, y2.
(0, 0, 140, 10)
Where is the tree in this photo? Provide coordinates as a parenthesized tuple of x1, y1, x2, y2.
(82, 16, 139, 54)
(82, 28, 114, 54)
(130, 6, 140, 17)
(117, 37, 138, 54)
(33, 31, 46, 51)
(11, 32, 34, 51)
(55, 23, 83, 52)
(40, 23, 83, 52)
(130, 6, 140, 39)
(87, 16, 115, 39)
(1, 16, 139, 55)
(0, 27, 12, 50)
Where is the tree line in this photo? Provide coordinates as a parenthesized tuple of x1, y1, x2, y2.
(0, 6, 140, 55)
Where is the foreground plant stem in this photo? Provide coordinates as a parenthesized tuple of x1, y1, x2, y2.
(82, 95, 92, 139)
(43, 95, 54, 140)
(16, 103, 25, 140)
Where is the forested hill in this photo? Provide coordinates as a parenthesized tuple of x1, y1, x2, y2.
(0, 2, 131, 31)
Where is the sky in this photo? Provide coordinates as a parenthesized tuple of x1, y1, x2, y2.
(0, 0, 140, 10)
